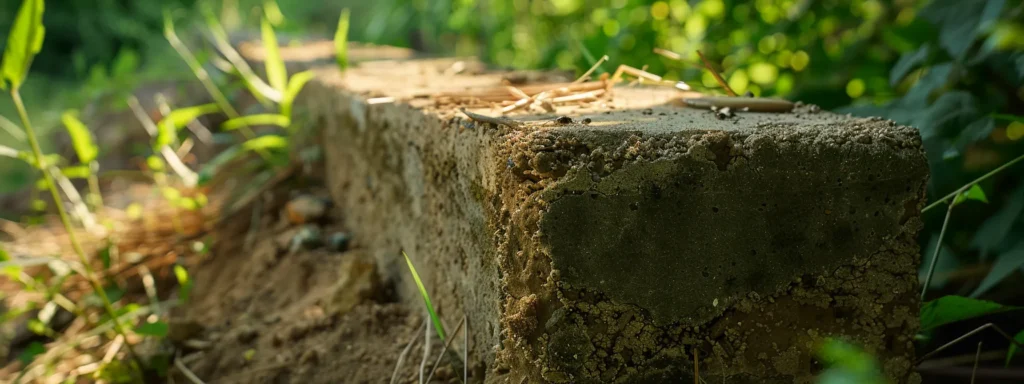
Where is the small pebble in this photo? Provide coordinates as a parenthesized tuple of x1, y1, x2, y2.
(328, 232, 351, 252)
(714, 107, 734, 120)
(290, 225, 324, 252)
(285, 195, 331, 224)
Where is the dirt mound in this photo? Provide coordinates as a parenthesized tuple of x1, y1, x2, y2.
(166, 185, 459, 383)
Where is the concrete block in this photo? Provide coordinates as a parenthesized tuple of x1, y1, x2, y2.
(271, 44, 927, 383)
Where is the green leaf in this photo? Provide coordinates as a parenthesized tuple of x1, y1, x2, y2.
(242, 135, 288, 151)
(260, 17, 287, 93)
(402, 251, 446, 341)
(196, 135, 289, 185)
(99, 243, 112, 269)
(156, 103, 220, 149)
(913, 91, 978, 140)
(334, 9, 350, 71)
(1, 0, 46, 90)
(1007, 329, 1024, 367)
(174, 264, 192, 303)
(221, 114, 290, 131)
(816, 338, 884, 384)
(903, 63, 954, 107)
(971, 184, 1024, 254)
(134, 320, 169, 337)
(263, 0, 285, 26)
(60, 111, 98, 164)
(970, 241, 1024, 298)
(282, 70, 314, 118)
(17, 341, 44, 365)
(196, 145, 242, 186)
(110, 48, 139, 79)
(953, 184, 988, 206)
(920, 296, 1018, 332)
(992, 114, 1024, 123)
(0, 245, 9, 262)
(951, 117, 995, 155)
(889, 44, 930, 86)
(978, 0, 1006, 32)
(965, 184, 988, 203)
(60, 165, 91, 179)
(919, 0, 987, 59)
(144, 157, 165, 174)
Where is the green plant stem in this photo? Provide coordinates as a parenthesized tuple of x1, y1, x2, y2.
(923, 152, 1024, 213)
(10, 88, 144, 373)
(921, 199, 955, 301)
(87, 162, 103, 211)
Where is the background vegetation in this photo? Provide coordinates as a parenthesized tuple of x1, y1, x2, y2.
(2, 0, 1024, 382)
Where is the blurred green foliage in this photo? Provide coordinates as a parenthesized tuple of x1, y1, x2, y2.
(0, 0, 197, 80)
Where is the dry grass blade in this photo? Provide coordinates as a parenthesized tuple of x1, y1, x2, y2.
(551, 89, 605, 103)
(460, 108, 523, 128)
(391, 319, 426, 384)
(127, 96, 198, 186)
(435, 81, 607, 107)
(917, 323, 1024, 364)
(419, 314, 432, 384)
(425, 316, 467, 384)
(696, 50, 736, 96)
(609, 64, 690, 91)
(463, 315, 468, 384)
(972, 342, 982, 384)
(693, 347, 699, 384)
(176, 351, 207, 384)
(574, 55, 609, 83)
(653, 47, 683, 61)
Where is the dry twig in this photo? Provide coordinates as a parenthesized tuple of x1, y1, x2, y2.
(696, 50, 736, 96)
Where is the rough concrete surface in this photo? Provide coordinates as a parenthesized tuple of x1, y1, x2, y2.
(253, 41, 929, 383)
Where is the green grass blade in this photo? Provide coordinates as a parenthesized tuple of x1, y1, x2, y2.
(260, 17, 287, 93)
(155, 103, 220, 149)
(282, 70, 314, 118)
(334, 8, 350, 71)
(60, 111, 98, 164)
(221, 114, 290, 131)
(200, 4, 281, 104)
(1008, 329, 1024, 367)
(402, 251, 446, 341)
(263, 0, 285, 26)
(1, 0, 45, 90)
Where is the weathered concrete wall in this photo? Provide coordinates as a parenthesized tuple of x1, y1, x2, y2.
(248, 41, 928, 383)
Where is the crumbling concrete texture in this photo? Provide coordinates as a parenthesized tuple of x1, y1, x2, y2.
(245, 41, 928, 383)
